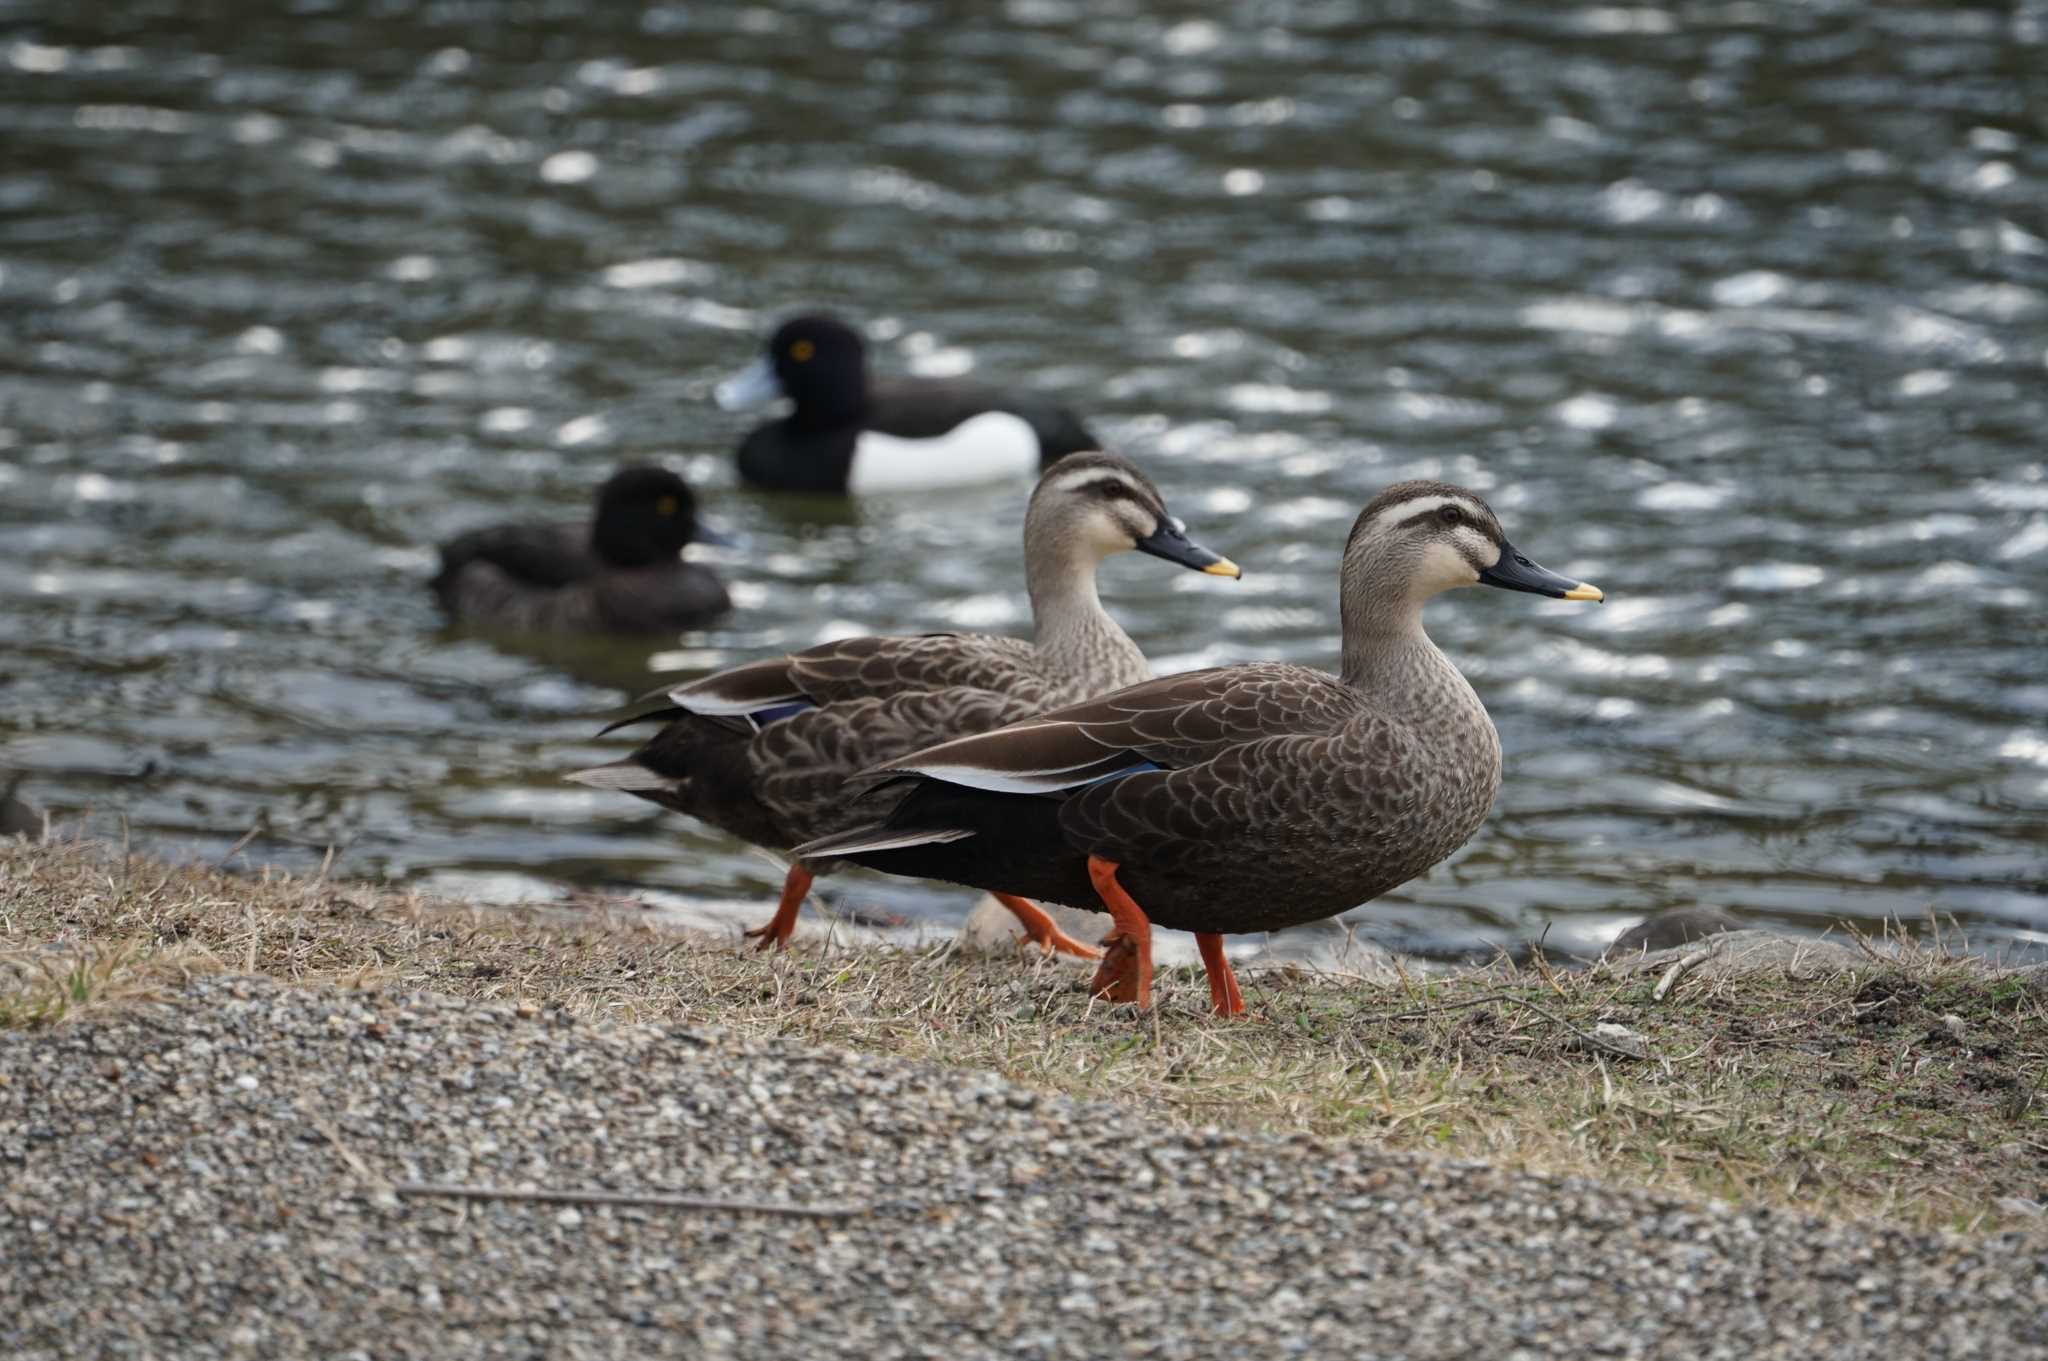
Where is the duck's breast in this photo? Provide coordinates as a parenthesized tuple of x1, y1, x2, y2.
(736, 422, 860, 492)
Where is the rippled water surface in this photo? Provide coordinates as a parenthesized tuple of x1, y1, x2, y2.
(3, 0, 2045, 959)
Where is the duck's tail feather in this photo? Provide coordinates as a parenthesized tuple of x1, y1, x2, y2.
(792, 823, 976, 860)
(594, 697, 688, 737)
(565, 759, 681, 793)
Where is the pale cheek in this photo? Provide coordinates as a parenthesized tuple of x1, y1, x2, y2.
(1419, 543, 1481, 594)
(1094, 518, 1140, 555)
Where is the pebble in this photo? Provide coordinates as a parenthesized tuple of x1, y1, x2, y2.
(1, 977, 2043, 1360)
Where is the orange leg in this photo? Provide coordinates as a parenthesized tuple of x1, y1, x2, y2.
(1084, 857, 1154, 1009)
(1195, 932, 1245, 1018)
(993, 893, 1103, 960)
(742, 865, 813, 951)
(1088, 934, 1139, 1001)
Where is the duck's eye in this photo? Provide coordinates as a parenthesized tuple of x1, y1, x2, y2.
(789, 339, 816, 362)
(655, 496, 679, 518)
(1437, 505, 1463, 527)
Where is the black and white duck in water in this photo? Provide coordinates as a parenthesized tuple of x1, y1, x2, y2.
(717, 314, 1100, 494)
(796, 480, 1603, 1016)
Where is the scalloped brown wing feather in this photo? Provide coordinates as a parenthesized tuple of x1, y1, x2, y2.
(883, 663, 1365, 786)
(785, 632, 1051, 708)
(752, 687, 1040, 846)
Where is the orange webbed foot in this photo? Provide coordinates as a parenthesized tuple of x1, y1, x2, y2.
(740, 921, 790, 952)
(1088, 932, 1145, 1003)
(1085, 858, 1154, 1009)
(994, 893, 1102, 960)
(742, 865, 813, 953)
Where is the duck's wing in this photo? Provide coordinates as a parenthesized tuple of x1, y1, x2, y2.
(662, 632, 1043, 729)
(432, 521, 592, 595)
(589, 565, 732, 634)
(750, 687, 1035, 833)
(863, 379, 1018, 439)
(664, 654, 811, 724)
(783, 633, 1052, 706)
(868, 378, 1098, 462)
(431, 560, 596, 632)
(791, 663, 1364, 862)
(877, 663, 1362, 795)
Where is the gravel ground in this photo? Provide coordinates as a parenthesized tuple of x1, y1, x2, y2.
(3, 978, 2043, 1361)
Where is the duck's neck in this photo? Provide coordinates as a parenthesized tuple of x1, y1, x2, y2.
(789, 365, 869, 430)
(1338, 566, 1475, 725)
(1026, 546, 1150, 691)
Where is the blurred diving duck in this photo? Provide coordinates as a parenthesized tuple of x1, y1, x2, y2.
(430, 465, 731, 635)
(570, 453, 1239, 953)
(796, 481, 1604, 1016)
(2, 770, 43, 840)
(717, 313, 1100, 494)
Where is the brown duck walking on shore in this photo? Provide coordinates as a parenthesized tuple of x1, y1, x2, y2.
(795, 480, 1603, 1015)
(569, 452, 1240, 954)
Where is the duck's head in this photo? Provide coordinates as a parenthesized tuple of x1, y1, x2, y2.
(1026, 452, 1241, 580)
(591, 465, 716, 568)
(1344, 480, 1602, 611)
(716, 314, 867, 423)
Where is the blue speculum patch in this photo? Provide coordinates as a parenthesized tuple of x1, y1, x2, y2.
(749, 700, 816, 728)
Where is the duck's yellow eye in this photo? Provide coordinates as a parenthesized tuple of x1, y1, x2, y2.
(789, 339, 815, 362)
(655, 495, 679, 517)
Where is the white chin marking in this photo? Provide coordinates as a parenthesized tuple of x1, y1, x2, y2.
(848, 411, 1039, 493)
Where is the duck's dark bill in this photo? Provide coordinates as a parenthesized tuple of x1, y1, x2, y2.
(1478, 541, 1603, 601)
(1134, 519, 1242, 578)
(714, 356, 785, 411)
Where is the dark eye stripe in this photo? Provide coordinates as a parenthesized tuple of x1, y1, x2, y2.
(1081, 479, 1143, 502)
(1396, 505, 1499, 544)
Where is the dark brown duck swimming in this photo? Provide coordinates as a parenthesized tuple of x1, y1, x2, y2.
(568, 452, 1240, 954)
(795, 480, 1603, 1016)
(431, 465, 730, 635)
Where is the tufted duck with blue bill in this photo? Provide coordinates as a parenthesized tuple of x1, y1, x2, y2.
(717, 313, 1101, 494)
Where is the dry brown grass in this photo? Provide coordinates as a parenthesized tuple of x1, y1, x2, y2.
(3, 836, 2044, 1233)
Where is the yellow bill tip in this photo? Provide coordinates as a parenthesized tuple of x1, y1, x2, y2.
(1203, 557, 1243, 579)
(1563, 582, 1604, 602)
